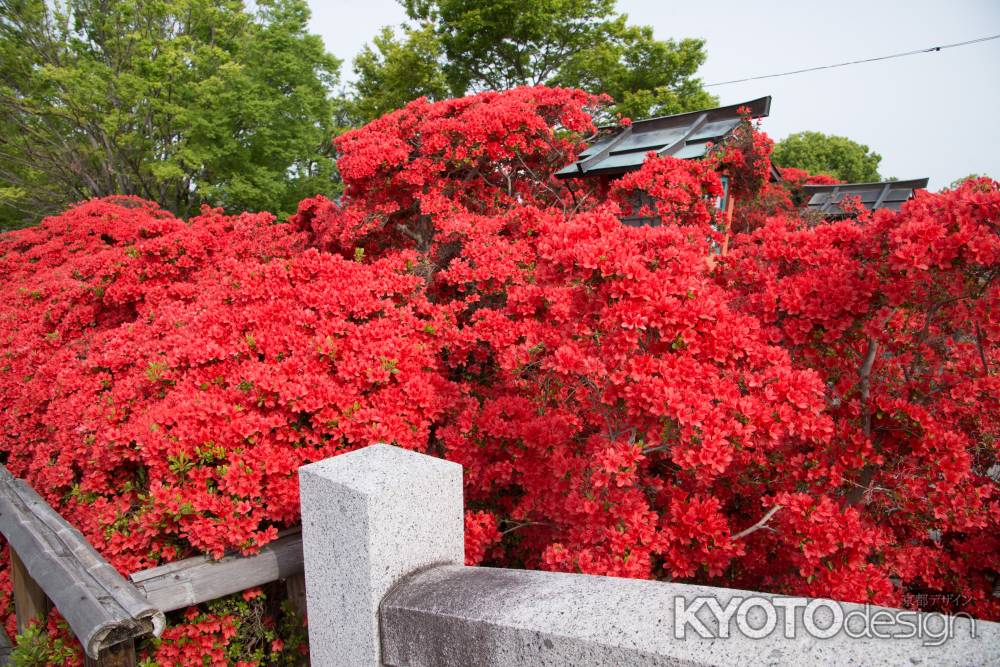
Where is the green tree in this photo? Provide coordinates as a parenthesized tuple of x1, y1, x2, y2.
(772, 131, 883, 183)
(0, 0, 341, 230)
(350, 24, 450, 123)
(351, 0, 715, 123)
(552, 19, 716, 119)
(404, 0, 618, 93)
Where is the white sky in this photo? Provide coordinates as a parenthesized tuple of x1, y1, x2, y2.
(308, 0, 1000, 188)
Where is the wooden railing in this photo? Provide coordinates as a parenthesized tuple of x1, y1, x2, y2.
(129, 530, 304, 613)
(0, 465, 305, 665)
(0, 466, 164, 665)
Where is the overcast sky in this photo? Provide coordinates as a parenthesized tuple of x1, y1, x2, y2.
(308, 0, 1000, 189)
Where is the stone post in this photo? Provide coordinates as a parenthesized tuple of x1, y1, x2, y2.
(298, 444, 464, 666)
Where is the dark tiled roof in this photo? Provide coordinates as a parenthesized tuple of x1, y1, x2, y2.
(555, 97, 771, 179)
(802, 178, 929, 215)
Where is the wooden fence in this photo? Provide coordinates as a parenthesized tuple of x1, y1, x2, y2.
(0, 465, 305, 666)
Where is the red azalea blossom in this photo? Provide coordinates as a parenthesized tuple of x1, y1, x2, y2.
(1, 88, 997, 659)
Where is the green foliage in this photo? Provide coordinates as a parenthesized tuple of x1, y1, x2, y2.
(0, 0, 342, 229)
(10, 622, 78, 667)
(204, 589, 307, 666)
(404, 0, 619, 92)
(350, 0, 715, 122)
(552, 19, 716, 119)
(349, 24, 450, 123)
(772, 131, 883, 183)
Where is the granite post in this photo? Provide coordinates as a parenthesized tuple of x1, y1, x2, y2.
(298, 444, 464, 666)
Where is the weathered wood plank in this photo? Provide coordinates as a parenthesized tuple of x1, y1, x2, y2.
(130, 530, 303, 613)
(0, 466, 164, 658)
(0, 620, 13, 666)
(84, 639, 136, 667)
(285, 571, 307, 619)
(10, 549, 48, 634)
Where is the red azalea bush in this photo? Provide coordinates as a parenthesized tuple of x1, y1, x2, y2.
(729, 164, 843, 235)
(0, 196, 456, 663)
(719, 177, 999, 615)
(0, 87, 997, 662)
(0, 197, 455, 567)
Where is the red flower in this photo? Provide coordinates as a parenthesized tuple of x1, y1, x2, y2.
(1, 87, 996, 658)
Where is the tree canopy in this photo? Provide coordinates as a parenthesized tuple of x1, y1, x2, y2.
(347, 0, 716, 124)
(0, 0, 721, 227)
(772, 130, 883, 183)
(350, 24, 450, 123)
(0, 0, 341, 230)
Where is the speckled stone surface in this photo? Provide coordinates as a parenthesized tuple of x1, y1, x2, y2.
(299, 444, 464, 667)
(381, 565, 1000, 667)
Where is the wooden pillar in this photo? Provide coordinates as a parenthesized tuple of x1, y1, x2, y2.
(285, 573, 309, 666)
(285, 572, 307, 620)
(721, 194, 736, 256)
(10, 549, 48, 634)
(598, 175, 611, 199)
(84, 640, 136, 667)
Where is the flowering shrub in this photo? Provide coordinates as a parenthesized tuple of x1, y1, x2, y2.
(720, 177, 999, 616)
(0, 87, 996, 661)
(0, 197, 457, 569)
(728, 165, 843, 235)
(147, 588, 307, 666)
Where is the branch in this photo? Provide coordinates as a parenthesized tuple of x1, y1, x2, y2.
(500, 520, 553, 536)
(394, 222, 426, 245)
(732, 505, 782, 541)
(840, 338, 883, 508)
(974, 322, 990, 376)
(859, 338, 879, 437)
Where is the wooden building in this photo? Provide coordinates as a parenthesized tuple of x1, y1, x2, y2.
(554, 96, 777, 227)
(802, 178, 929, 217)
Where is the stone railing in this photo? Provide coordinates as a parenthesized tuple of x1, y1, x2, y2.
(299, 444, 999, 667)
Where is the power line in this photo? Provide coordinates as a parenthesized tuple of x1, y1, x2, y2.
(703, 33, 1000, 87)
